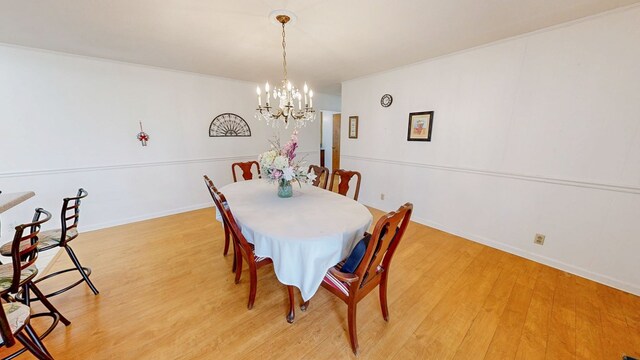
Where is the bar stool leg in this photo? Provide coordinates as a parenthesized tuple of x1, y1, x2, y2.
(14, 332, 53, 360)
(30, 283, 71, 326)
(24, 324, 53, 358)
(65, 245, 99, 295)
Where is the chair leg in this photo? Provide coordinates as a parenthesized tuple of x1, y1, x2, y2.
(347, 301, 359, 355)
(15, 332, 53, 360)
(21, 284, 31, 307)
(231, 242, 237, 273)
(234, 252, 243, 284)
(379, 274, 390, 321)
(24, 324, 53, 358)
(223, 224, 230, 256)
(30, 282, 71, 326)
(65, 245, 99, 295)
(247, 264, 257, 310)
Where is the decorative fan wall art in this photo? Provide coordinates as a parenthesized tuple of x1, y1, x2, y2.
(209, 113, 251, 137)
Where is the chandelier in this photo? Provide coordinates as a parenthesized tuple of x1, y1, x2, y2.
(255, 13, 315, 129)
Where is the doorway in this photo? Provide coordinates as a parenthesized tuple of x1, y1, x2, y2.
(320, 111, 340, 172)
(332, 113, 341, 172)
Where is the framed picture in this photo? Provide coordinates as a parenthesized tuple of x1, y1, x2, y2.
(349, 116, 359, 139)
(407, 111, 434, 141)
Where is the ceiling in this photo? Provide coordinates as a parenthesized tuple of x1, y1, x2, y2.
(0, 0, 637, 95)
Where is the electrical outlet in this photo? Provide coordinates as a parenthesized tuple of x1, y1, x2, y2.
(534, 233, 545, 245)
(380, 193, 385, 200)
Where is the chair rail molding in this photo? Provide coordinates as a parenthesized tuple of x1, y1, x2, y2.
(342, 155, 640, 195)
(0, 151, 319, 179)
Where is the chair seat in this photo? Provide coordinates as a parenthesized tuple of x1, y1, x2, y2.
(323, 268, 351, 296)
(322, 263, 384, 297)
(0, 263, 38, 292)
(0, 228, 78, 256)
(0, 303, 30, 339)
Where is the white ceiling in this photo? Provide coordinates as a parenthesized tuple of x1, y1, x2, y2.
(0, 0, 637, 95)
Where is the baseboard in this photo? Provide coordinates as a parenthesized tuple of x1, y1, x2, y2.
(409, 214, 640, 296)
(80, 202, 212, 233)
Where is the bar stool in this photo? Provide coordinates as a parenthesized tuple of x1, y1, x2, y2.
(1, 208, 71, 360)
(0, 189, 99, 301)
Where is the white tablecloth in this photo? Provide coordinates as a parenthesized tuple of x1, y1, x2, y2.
(218, 179, 372, 301)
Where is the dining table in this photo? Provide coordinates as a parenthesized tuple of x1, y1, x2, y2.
(0, 191, 35, 214)
(218, 179, 372, 322)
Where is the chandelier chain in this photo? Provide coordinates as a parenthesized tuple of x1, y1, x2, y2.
(281, 22, 287, 82)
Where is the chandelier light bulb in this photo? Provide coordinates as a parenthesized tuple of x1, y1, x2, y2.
(265, 82, 270, 92)
(256, 86, 261, 95)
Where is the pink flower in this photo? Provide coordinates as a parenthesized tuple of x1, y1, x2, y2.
(282, 130, 299, 161)
(272, 169, 283, 180)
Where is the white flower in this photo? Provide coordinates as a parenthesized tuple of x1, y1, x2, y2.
(306, 171, 317, 183)
(259, 150, 277, 167)
(282, 167, 295, 181)
(273, 155, 289, 170)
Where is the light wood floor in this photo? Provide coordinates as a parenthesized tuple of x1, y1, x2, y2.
(2, 207, 638, 359)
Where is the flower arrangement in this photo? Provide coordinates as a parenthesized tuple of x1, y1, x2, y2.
(258, 130, 317, 197)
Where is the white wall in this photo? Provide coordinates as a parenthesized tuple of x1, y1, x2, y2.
(0, 44, 340, 259)
(341, 6, 640, 295)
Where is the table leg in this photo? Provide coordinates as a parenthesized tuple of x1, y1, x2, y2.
(287, 286, 295, 323)
(301, 300, 310, 312)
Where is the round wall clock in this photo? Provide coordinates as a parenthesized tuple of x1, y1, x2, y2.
(209, 113, 251, 137)
(381, 94, 393, 107)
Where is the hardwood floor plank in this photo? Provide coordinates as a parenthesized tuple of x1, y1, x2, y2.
(543, 271, 577, 359)
(392, 247, 506, 359)
(595, 284, 640, 359)
(514, 265, 559, 360)
(483, 258, 541, 359)
(574, 276, 604, 359)
(453, 253, 528, 359)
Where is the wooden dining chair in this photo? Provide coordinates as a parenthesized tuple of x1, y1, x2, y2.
(231, 161, 261, 182)
(308, 165, 330, 189)
(203, 175, 235, 272)
(212, 189, 273, 310)
(0, 208, 71, 360)
(329, 169, 362, 201)
(0, 189, 99, 302)
(319, 203, 413, 355)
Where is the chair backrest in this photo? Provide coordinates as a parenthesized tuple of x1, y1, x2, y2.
(353, 203, 412, 289)
(232, 161, 261, 182)
(204, 175, 224, 215)
(329, 169, 362, 200)
(308, 165, 330, 189)
(212, 189, 254, 258)
(7, 208, 52, 294)
(203, 175, 218, 198)
(60, 188, 88, 246)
